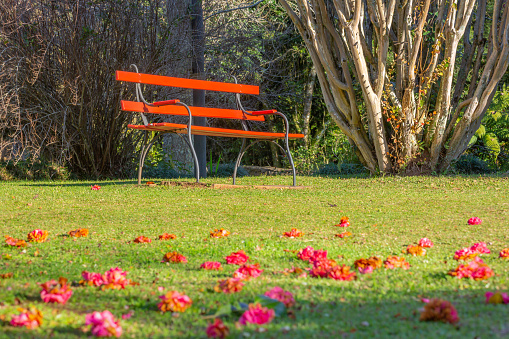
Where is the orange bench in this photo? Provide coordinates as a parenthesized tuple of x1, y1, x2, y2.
(116, 65, 304, 186)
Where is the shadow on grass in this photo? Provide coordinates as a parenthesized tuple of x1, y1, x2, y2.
(20, 181, 138, 187)
(2, 289, 509, 338)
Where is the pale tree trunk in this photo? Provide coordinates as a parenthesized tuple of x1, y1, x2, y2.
(162, 0, 194, 174)
(429, 0, 477, 168)
(440, 2, 509, 170)
(279, 0, 509, 174)
(302, 65, 316, 147)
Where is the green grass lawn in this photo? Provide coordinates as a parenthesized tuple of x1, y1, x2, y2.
(1, 175, 508, 338)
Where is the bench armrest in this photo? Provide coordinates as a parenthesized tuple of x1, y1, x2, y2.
(249, 109, 277, 115)
(152, 99, 180, 106)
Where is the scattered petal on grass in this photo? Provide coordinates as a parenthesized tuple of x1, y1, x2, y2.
(121, 311, 134, 319)
(159, 233, 177, 240)
(214, 278, 244, 294)
(85, 310, 122, 337)
(336, 231, 352, 238)
(206, 318, 229, 338)
(233, 263, 263, 280)
(354, 257, 382, 270)
(453, 247, 478, 261)
(418, 238, 434, 248)
(225, 250, 249, 265)
(157, 291, 192, 313)
(449, 257, 494, 280)
(238, 303, 275, 325)
(283, 228, 303, 238)
(500, 248, 509, 259)
(80, 271, 105, 286)
(485, 292, 509, 304)
(264, 286, 295, 307)
(310, 249, 328, 262)
(335, 216, 350, 227)
(467, 217, 482, 225)
(4, 235, 27, 247)
(358, 266, 373, 274)
(10, 307, 43, 329)
(101, 268, 134, 290)
(384, 256, 410, 270)
(91, 185, 101, 191)
(68, 228, 89, 237)
(39, 277, 72, 304)
(326, 265, 356, 281)
(470, 242, 490, 254)
(405, 245, 426, 256)
(162, 252, 188, 264)
(297, 246, 315, 261)
(1, 272, 13, 279)
(27, 229, 48, 243)
(310, 258, 338, 278)
(419, 299, 459, 324)
(210, 229, 230, 238)
(133, 236, 152, 243)
(200, 261, 223, 270)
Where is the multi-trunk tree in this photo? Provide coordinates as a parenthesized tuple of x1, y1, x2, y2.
(279, 0, 509, 173)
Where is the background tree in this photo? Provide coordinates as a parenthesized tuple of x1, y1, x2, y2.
(278, 0, 509, 173)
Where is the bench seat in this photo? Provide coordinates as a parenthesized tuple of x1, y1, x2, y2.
(128, 123, 305, 140)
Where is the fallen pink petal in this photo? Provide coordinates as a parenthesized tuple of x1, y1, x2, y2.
(485, 291, 509, 304)
(39, 277, 72, 304)
(238, 303, 275, 325)
(418, 238, 434, 248)
(468, 217, 482, 225)
(206, 318, 229, 338)
(85, 310, 122, 337)
(264, 286, 295, 308)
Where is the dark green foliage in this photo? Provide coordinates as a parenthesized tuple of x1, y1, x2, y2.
(208, 164, 248, 178)
(338, 163, 368, 175)
(313, 163, 340, 176)
(142, 167, 191, 179)
(452, 155, 492, 174)
(468, 87, 509, 170)
(313, 162, 368, 176)
(0, 160, 70, 181)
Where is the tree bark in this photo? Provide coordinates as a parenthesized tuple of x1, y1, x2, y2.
(279, 0, 509, 174)
(302, 65, 317, 147)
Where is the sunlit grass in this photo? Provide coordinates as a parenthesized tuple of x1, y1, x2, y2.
(1, 175, 508, 338)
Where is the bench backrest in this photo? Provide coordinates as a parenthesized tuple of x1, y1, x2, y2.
(117, 70, 264, 121)
(116, 71, 259, 95)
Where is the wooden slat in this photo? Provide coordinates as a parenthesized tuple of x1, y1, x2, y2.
(128, 123, 305, 140)
(116, 71, 259, 95)
(121, 100, 265, 121)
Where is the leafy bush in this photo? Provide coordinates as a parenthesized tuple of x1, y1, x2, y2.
(208, 164, 248, 178)
(468, 87, 509, 170)
(0, 161, 70, 180)
(452, 155, 492, 174)
(338, 163, 368, 175)
(313, 163, 341, 176)
(312, 162, 368, 176)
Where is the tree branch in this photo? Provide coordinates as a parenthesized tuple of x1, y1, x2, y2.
(204, 0, 265, 21)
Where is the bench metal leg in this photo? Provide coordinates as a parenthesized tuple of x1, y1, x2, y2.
(233, 138, 247, 185)
(176, 133, 200, 182)
(282, 139, 297, 187)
